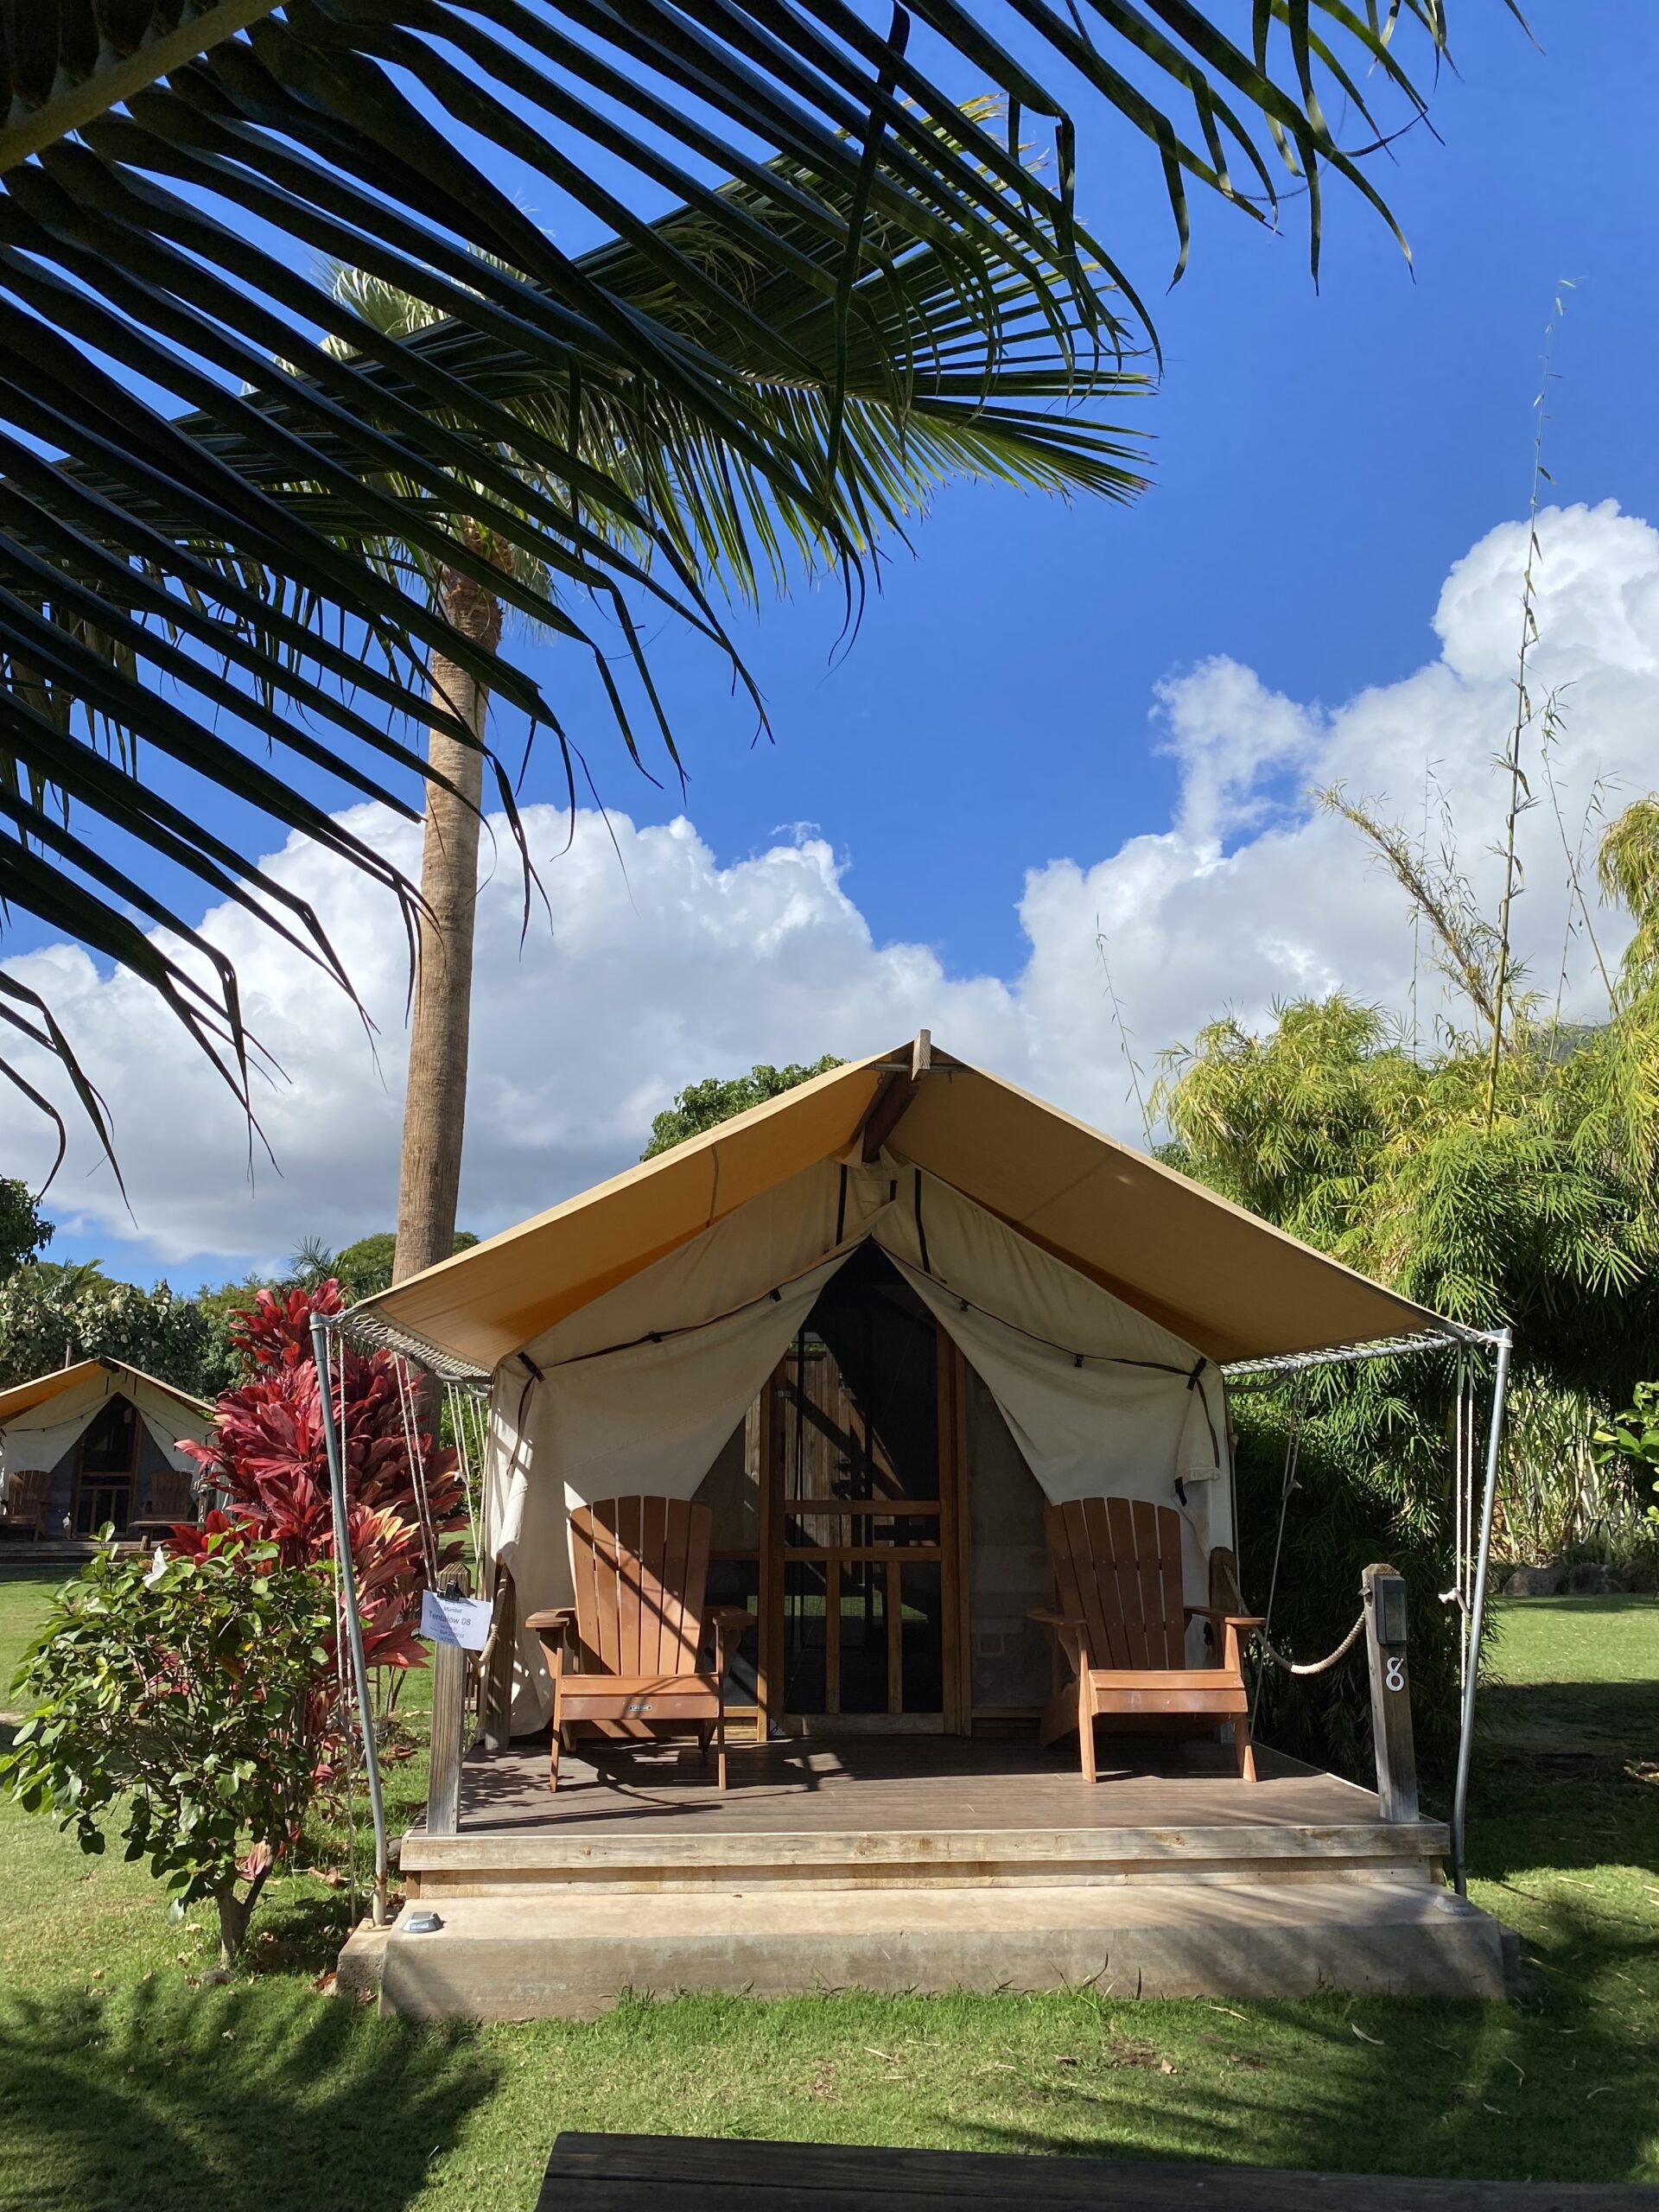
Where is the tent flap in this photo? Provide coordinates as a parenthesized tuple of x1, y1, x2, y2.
(483, 1157, 1240, 1728)
(489, 1250, 851, 1731)
(870, 1168, 1231, 1631)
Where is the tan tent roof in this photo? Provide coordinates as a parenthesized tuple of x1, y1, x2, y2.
(0, 1357, 212, 1428)
(357, 1039, 1463, 1373)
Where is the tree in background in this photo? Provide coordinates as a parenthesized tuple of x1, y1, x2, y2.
(0, 1180, 51, 1276)
(1153, 794, 1659, 1778)
(643, 1059, 843, 1160)
(0, 1266, 219, 1397)
(293, 1231, 479, 1305)
(0, 1230, 482, 1402)
(1156, 995, 1657, 1402)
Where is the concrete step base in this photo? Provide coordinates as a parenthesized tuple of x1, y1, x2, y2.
(360, 1877, 1509, 2019)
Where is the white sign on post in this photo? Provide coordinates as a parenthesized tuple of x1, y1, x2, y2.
(420, 1588, 493, 1652)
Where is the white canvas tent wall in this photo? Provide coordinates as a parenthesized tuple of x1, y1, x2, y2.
(354, 1041, 1470, 1733)
(0, 1357, 213, 1500)
(479, 1157, 1230, 1726)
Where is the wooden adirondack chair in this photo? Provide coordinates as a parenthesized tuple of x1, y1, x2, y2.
(1031, 1496, 1262, 1783)
(129, 1465, 199, 1540)
(526, 1497, 748, 1792)
(0, 1467, 49, 1541)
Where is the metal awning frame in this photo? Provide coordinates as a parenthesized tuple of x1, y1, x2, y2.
(325, 1297, 1514, 1906)
(342, 1310, 492, 1390)
(1222, 1322, 1498, 1382)
(1224, 1320, 1513, 1897)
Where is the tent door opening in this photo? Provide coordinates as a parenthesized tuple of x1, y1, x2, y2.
(72, 1394, 140, 1536)
(762, 1245, 969, 1736)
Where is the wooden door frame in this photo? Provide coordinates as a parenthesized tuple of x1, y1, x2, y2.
(938, 1332, 971, 1734)
(757, 1315, 971, 1739)
(71, 1391, 142, 1536)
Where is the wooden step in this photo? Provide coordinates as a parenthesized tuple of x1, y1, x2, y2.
(365, 1877, 1508, 2018)
(401, 1815, 1449, 1894)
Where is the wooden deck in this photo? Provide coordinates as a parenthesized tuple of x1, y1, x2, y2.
(399, 1733, 1452, 1894)
(537, 2133, 1659, 2209)
(433, 1732, 1383, 1836)
(369, 1737, 1509, 2013)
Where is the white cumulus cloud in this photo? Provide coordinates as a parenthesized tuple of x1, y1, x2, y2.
(3, 500, 1653, 1277)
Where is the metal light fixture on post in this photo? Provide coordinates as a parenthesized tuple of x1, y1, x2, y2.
(310, 1312, 390, 1928)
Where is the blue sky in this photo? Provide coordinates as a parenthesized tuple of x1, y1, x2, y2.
(10, 3, 1659, 1286)
(632, 3, 1656, 976)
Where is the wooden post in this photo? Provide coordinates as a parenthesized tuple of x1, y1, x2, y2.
(425, 1562, 471, 1839)
(482, 1563, 517, 1755)
(1363, 1562, 1418, 1823)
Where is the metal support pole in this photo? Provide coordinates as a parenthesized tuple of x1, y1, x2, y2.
(311, 1313, 389, 1928)
(1451, 1325, 1514, 1896)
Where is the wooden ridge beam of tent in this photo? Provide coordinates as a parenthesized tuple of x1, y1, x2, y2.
(858, 1030, 933, 1162)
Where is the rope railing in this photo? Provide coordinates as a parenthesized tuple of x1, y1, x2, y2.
(1254, 1611, 1367, 1678)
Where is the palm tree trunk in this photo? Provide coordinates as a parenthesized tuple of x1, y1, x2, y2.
(393, 569, 499, 1284)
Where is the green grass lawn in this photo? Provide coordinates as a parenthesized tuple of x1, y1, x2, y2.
(0, 1560, 58, 1705)
(1, 1567, 1655, 2212)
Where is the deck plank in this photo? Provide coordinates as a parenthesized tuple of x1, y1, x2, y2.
(537, 2133, 1657, 2208)
(438, 1734, 1382, 1842)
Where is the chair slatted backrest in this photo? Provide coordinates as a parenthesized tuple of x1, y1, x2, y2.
(569, 1497, 712, 1678)
(3, 1468, 48, 1521)
(1045, 1496, 1187, 1671)
(144, 1468, 195, 1522)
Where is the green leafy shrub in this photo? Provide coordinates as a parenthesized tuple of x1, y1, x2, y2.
(1230, 1369, 1466, 1789)
(2, 1534, 330, 1965)
(1592, 1382, 1659, 1533)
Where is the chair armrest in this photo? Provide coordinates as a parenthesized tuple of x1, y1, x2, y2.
(524, 1607, 577, 1648)
(1027, 1608, 1084, 1629)
(705, 1606, 749, 1683)
(1185, 1606, 1264, 1629)
(707, 1605, 750, 1659)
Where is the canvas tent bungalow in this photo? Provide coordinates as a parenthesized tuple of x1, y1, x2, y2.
(340, 1038, 1514, 2016)
(0, 1357, 213, 1543)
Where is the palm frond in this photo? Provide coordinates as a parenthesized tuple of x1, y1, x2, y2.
(0, 2, 1476, 1166)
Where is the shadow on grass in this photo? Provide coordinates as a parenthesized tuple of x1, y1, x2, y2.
(1484, 1675, 1659, 1752)
(938, 1905, 1656, 2185)
(1500, 1595, 1659, 1620)
(0, 1979, 498, 2212)
(239, 1885, 368, 1980)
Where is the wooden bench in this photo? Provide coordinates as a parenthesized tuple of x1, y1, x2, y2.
(537, 2132, 1659, 2207)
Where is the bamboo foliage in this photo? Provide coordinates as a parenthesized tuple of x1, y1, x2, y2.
(1, 3, 1480, 1150)
(1159, 984, 1659, 1403)
(1161, 796, 1659, 1704)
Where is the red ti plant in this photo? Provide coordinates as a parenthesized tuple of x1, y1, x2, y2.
(174, 1281, 464, 1675)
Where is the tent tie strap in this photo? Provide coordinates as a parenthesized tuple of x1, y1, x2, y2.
(1254, 1612, 1366, 1677)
